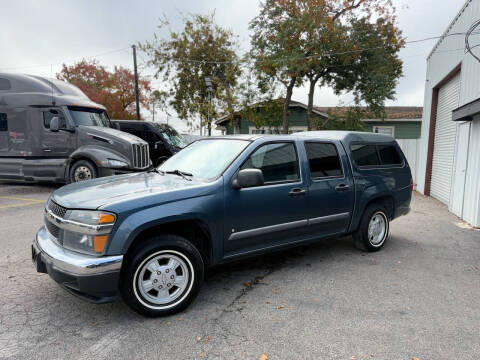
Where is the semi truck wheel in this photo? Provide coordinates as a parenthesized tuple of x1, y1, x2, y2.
(120, 234, 204, 317)
(353, 204, 389, 252)
(70, 160, 97, 183)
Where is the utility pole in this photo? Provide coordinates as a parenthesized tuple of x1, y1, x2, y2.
(152, 102, 155, 122)
(204, 77, 213, 136)
(132, 44, 140, 120)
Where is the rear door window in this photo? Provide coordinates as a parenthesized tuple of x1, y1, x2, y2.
(241, 142, 300, 184)
(350, 144, 380, 167)
(305, 142, 343, 179)
(378, 145, 402, 165)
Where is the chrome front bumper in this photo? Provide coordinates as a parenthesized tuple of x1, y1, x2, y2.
(33, 226, 123, 275)
(32, 226, 123, 302)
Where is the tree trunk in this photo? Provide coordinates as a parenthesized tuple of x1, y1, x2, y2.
(307, 77, 317, 130)
(283, 77, 296, 134)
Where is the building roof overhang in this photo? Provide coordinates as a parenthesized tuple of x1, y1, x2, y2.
(452, 97, 480, 121)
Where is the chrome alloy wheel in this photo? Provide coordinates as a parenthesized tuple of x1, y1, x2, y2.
(367, 211, 388, 246)
(134, 251, 193, 309)
(74, 166, 93, 182)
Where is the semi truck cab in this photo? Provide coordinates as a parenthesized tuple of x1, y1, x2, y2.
(0, 73, 150, 183)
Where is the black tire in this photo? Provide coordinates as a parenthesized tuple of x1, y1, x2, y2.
(353, 204, 390, 252)
(69, 159, 97, 183)
(120, 234, 204, 317)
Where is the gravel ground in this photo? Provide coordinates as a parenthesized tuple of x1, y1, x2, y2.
(0, 182, 479, 360)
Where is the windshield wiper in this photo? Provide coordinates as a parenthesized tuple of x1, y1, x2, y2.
(147, 168, 165, 175)
(165, 169, 193, 181)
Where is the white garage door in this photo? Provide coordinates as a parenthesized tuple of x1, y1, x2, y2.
(431, 72, 461, 205)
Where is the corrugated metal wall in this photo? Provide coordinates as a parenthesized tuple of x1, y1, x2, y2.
(430, 73, 461, 204)
(418, 0, 480, 227)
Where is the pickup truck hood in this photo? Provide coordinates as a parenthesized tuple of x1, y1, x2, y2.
(51, 172, 211, 210)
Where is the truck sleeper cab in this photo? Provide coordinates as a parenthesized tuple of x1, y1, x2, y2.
(32, 131, 412, 317)
(0, 73, 150, 183)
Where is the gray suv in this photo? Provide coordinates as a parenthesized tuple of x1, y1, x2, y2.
(0, 73, 150, 183)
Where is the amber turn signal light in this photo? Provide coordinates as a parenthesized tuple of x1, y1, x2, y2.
(98, 213, 115, 224)
(93, 235, 109, 253)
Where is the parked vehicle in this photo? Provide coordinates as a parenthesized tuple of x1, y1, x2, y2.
(111, 120, 188, 166)
(0, 73, 150, 183)
(32, 131, 412, 316)
(181, 133, 204, 145)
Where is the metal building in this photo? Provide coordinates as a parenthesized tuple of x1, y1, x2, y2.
(417, 0, 480, 227)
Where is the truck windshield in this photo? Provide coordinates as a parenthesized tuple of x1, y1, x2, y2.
(153, 123, 188, 149)
(68, 106, 111, 128)
(159, 139, 249, 180)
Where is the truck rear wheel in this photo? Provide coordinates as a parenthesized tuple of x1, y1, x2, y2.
(69, 160, 97, 183)
(120, 234, 204, 317)
(353, 204, 389, 252)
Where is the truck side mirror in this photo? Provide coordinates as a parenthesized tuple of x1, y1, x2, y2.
(232, 168, 264, 189)
(49, 117, 60, 132)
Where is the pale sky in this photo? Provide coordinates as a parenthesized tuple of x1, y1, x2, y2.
(0, 0, 468, 133)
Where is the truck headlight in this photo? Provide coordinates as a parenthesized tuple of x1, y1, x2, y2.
(61, 210, 116, 256)
(105, 159, 129, 168)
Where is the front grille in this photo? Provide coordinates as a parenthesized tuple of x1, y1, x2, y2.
(132, 143, 150, 169)
(47, 199, 67, 218)
(46, 220, 61, 239)
(46, 199, 66, 241)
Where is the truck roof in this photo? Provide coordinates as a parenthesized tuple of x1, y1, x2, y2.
(0, 73, 106, 110)
(214, 131, 395, 143)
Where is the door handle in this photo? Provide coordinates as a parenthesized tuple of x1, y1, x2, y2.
(335, 184, 350, 191)
(289, 188, 306, 196)
(43, 149, 52, 152)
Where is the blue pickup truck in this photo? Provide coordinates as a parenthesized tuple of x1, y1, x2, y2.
(32, 131, 412, 316)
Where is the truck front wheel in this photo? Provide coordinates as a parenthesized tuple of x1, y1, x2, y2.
(120, 234, 204, 317)
(353, 204, 389, 252)
(69, 159, 97, 183)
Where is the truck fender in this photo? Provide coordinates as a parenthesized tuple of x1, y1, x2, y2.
(67, 145, 130, 174)
(107, 198, 222, 258)
(349, 188, 395, 232)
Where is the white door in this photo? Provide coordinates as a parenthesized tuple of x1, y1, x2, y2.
(430, 72, 461, 205)
(451, 121, 470, 217)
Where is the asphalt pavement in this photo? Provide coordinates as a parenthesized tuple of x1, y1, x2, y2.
(0, 182, 479, 360)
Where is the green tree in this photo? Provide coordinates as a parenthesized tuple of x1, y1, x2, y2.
(250, 0, 403, 133)
(234, 67, 283, 133)
(249, 1, 305, 134)
(140, 14, 241, 135)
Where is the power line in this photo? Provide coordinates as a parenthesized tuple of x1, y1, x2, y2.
(138, 31, 480, 67)
(2, 29, 479, 72)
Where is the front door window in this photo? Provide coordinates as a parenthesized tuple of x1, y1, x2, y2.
(240, 142, 300, 184)
(43, 109, 68, 130)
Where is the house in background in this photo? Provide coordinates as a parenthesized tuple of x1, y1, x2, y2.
(215, 100, 330, 135)
(417, 0, 480, 228)
(215, 100, 422, 140)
